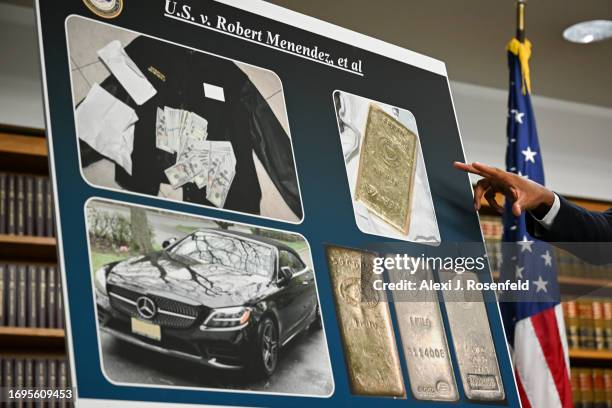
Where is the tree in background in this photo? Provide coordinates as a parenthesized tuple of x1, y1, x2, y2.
(130, 207, 153, 253)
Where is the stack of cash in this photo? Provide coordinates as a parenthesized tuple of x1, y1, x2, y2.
(156, 106, 236, 208)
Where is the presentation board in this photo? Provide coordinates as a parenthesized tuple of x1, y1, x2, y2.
(34, 0, 520, 406)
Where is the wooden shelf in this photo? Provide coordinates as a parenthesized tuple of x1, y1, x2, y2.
(0, 132, 47, 157)
(0, 132, 49, 174)
(0, 326, 65, 351)
(0, 234, 57, 261)
(555, 275, 612, 288)
(0, 326, 64, 338)
(569, 348, 612, 362)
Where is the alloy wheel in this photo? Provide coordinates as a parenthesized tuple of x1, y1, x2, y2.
(261, 321, 278, 372)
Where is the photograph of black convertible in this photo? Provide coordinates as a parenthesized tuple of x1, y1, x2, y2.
(87, 199, 333, 396)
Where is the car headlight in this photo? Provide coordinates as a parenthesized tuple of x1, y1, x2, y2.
(94, 266, 108, 297)
(201, 306, 251, 330)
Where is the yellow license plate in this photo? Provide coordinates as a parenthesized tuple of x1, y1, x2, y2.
(131, 317, 161, 341)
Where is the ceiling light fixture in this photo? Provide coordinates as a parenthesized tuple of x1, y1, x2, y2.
(563, 20, 612, 44)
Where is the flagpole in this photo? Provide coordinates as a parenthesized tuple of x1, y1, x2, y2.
(516, 0, 526, 42)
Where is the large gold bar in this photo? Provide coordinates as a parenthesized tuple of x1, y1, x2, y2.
(326, 246, 405, 398)
(355, 104, 417, 234)
(440, 270, 505, 401)
(388, 262, 459, 401)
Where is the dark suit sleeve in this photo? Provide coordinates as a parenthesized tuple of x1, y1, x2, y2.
(239, 81, 303, 219)
(527, 195, 612, 264)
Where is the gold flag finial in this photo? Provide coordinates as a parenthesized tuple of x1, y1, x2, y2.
(509, 0, 531, 94)
(516, 0, 527, 42)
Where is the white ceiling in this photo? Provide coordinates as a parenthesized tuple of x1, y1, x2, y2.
(267, 0, 612, 108)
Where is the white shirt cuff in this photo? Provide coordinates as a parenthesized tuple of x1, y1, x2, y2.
(533, 193, 560, 229)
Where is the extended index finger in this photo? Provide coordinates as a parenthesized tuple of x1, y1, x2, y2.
(453, 161, 486, 177)
(471, 162, 507, 180)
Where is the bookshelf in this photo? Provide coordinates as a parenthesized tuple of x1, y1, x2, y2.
(0, 234, 57, 261)
(0, 127, 65, 355)
(569, 349, 612, 363)
(0, 131, 47, 157)
(0, 130, 49, 174)
(0, 326, 65, 351)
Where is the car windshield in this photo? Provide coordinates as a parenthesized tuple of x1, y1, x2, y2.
(170, 232, 275, 278)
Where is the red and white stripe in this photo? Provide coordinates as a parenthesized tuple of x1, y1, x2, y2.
(513, 303, 573, 408)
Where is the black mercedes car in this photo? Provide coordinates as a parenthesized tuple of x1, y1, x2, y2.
(94, 229, 320, 378)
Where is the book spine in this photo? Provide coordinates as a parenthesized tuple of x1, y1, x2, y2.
(579, 300, 596, 349)
(580, 368, 595, 408)
(0, 264, 5, 326)
(7, 174, 15, 234)
(560, 248, 569, 276)
(14, 359, 24, 408)
(35, 359, 45, 389)
(48, 265, 56, 328)
(57, 267, 64, 329)
(45, 178, 53, 237)
(28, 265, 37, 327)
(565, 301, 580, 349)
(25, 176, 34, 236)
(35, 177, 44, 237)
(594, 300, 606, 350)
(0, 173, 6, 234)
(604, 301, 612, 351)
(604, 369, 612, 408)
(59, 360, 68, 408)
(4, 358, 14, 390)
(7, 264, 17, 326)
(17, 265, 27, 327)
(16, 175, 25, 236)
(595, 369, 607, 408)
(49, 359, 57, 407)
(573, 367, 583, 408)
(38, 266, 47, 328)
(25, 359, 34, 408)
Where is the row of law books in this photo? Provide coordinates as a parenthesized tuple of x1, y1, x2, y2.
(0, 172, 55, 237)
(0, 264, 64, 329)
(0, 357, 72, 407)
(563, 299, 612, 350)
(555, 246, 612, 280)
(481, 216, 611, 280)
(571, 367, 612, 408)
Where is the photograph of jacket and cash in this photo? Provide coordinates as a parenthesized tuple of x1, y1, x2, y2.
(332, 91, 440, 243)
(67, 16, 302, 223)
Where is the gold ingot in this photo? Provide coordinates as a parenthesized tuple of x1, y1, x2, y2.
(326, 246, 405, 398)
(355, 104, 417, 234)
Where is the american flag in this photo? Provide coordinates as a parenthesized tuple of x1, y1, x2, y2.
(499, 38, 573, 408)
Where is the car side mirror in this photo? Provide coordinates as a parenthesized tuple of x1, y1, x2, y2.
(278, 266, 293, 286)
(162, 237, 177, 249)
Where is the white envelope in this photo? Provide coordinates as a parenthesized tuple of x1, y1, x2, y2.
(76, 83, 138, 175)
(98, 40, 156, 106)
